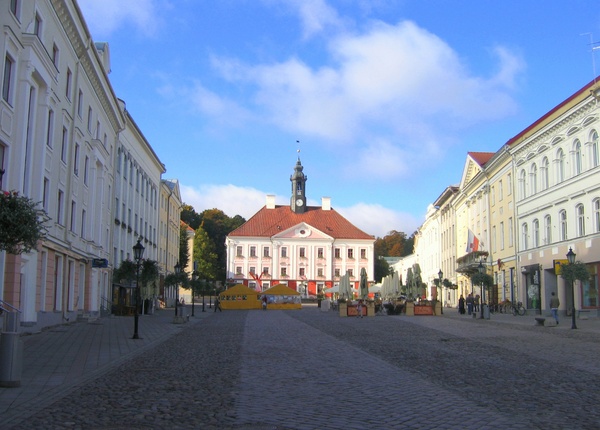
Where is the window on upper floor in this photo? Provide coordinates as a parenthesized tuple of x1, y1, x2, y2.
(360, 248, 367, 259)
(508, 218, 514, 247)
(559, 210, 568, 241)
(33, 12, 42, 37)
(263, 247, 270, 257)
(299, 247, 306, 258)
(544, 215, 552, 245)
(10, 0, 19, 18)
(540, 157, 549, 190)
(250, 246, 256, 257)
(57, 190, 64, 225)
(61, 127, 68, 163)
(595, 199, 600, 233)
(556, 149, 565, 183)
(46, 109, 54, 148)
(530, 163, 538, 196)
(334, 248, 341, 258)
(521, 223, 528, 250)
(81, 209, 86, 239)
(281, 247, 287, 258)
(532, 219, 539, 248)
(52, 43, 59, 67)
(574, 139, 582, 176)
(77, 90, 83, 117)
(66, 68, 72, 100)
(73, 143, 79, 176)
(577, 204, 585, 237)
(519, 169, 527, 200)
(317, 248, 324, 259)
(498, 179, 503, 201)
(348, 248, 354, 259)
(2, 55, 14, 104)
(591, 131, 599, 169)
(280, 267, 287, 277)
(500, 221, 505, 250)
(334, 268, 340, 277)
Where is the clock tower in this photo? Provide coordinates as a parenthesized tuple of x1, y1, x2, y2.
(290, 156, 307, 213)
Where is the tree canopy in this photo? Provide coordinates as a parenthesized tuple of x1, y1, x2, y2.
(374, 230, 415, 257)
(0, 191, 48, 254)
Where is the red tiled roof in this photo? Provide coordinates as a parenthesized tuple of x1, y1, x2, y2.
(228, 205, 374, 240)
(468, 152, 494, 167)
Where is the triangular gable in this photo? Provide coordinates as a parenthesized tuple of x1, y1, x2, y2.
(459, 152, 494, 189)
(262, 284, 301, 296)
(273, 222, 333, 240)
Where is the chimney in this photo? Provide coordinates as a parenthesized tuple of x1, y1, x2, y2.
(322, 197, 331, 211)
(266, 195, 276, 209)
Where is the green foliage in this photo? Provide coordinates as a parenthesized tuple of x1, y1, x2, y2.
(470, 272, 494, 287)
(374, 256, 390, 282)
(113, 260, 137, 284)
(374, 230, 414, 257)
(140, 260, 160, 299)
(0, 191, 48, 254)
(193, 226, 219, 280)
(179, 223, 190, 270)
(561, 261, 590, 284)
(180, 204, 202, 230)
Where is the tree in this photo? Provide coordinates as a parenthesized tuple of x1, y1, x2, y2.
(197, 209, 245, 281)
(180, 204, 201, 230)
(113, 260, 137, 285)
(560, 261, 590, 285)
(0, 191, 48, 254)
(139, 260, 160, 300)
(179, 223, 190, 270)
(193, 226, 219, 280)
(374, 256, 389, 282)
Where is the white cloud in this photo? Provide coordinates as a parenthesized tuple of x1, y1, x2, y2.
(208, 19, 524, 179)
(77, 0, 162, 37)
(337, 203, 420, 239)
(181, 183, 418, 238)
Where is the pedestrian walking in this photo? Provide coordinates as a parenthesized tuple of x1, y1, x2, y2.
(550, 291, 560, 324)
(356, 299, 363, 318)
(214, 296, 222, 312)
(262, 295, 267, 310)
(458, 295, 466, 315)
(474, 295, 480, 312)
(466, 293, 474, 315)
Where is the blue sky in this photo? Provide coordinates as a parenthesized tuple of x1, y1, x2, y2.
(78, 0, 600, 238)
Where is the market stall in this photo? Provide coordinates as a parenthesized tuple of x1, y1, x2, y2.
(261, 284, 302, 310)
(218, 284, 261, 310)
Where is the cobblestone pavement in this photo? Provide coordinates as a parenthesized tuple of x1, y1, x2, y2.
(6, 306, 600, 429)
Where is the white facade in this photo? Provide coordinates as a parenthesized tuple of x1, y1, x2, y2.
(0, 0, 175, 330)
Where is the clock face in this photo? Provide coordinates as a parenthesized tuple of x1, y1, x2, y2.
(296, 199, 304, 206)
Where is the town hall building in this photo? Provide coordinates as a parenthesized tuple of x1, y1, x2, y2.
(225, 157, 375, 296)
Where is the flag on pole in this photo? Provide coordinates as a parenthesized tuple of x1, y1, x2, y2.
(466, 229, 480, 253)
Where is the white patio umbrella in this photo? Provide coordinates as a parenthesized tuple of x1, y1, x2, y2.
(369, 284, 381, 294)
(339, 272, 352, 300)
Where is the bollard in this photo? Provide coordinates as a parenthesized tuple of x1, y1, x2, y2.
(0, 313, 23, 387)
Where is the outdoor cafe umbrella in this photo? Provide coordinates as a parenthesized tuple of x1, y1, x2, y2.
(359, 268, 368, 299)
(339, 272, 351, 300)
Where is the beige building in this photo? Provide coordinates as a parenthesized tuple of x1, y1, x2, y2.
(159, 179, 181, 306)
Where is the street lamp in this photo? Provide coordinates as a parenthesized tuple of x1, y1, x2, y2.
(132, 239, 145, 339)
(438, 269, 444, 315)
(478, 259, 485, 319)
(566, 247, 577, 329)
(191, 266, 196, 317)
(174, 261, 181, 317)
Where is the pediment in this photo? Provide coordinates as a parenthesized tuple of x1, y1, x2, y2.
(273, 222, 332, 240)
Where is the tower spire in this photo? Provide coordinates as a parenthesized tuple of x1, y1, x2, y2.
(290, 146, 307, 213)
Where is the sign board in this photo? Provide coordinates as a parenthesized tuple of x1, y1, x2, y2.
(553, 259, 569, 275)
(92, 258, 109, 268)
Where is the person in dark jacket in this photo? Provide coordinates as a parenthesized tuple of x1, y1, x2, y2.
(458, 295, 466, 315)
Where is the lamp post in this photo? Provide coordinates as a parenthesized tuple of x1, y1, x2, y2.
(438, 269, 444, 315)
(478, 260, 485, 319)
(132, 239, 145, 339)
(566, 247, 577, 329)
(174, 261, 181, 317)
(191, 265, 196, 317)
(202, 279, 206, 312)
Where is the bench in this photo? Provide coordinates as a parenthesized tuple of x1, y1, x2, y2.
(534, 317, 546, 326)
